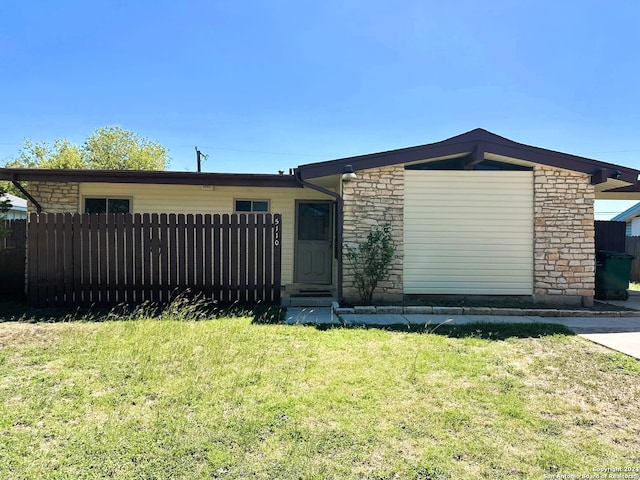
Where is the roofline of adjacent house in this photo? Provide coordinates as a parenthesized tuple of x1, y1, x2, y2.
(1, 198, 27, 211)
(612, 201, 640, 222)
(1, 193, 27, 209)
(295, 128, 640, 188)
(0, 168, 302, 188)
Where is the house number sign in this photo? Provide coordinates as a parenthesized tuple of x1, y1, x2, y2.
(274, 216, 280, 246)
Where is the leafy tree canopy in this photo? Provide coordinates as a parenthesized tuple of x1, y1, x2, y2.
(5, 126, 169, 171)
(6, 139, 84, 170)
(3, 126, 169, 197)
(84, 126, 168, 171)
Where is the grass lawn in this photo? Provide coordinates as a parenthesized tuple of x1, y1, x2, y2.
(0, 317, 639, 479)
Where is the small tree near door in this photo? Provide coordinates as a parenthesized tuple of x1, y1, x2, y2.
(344, 224, 395, 304)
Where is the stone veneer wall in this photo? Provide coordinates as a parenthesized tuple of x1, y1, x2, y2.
(20, 182, 80, 295)
(341, 165, 404, 302)
(26, 181, 79, 213)
(533, 166, 595, 306)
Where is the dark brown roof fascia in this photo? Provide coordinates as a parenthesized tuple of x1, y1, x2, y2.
(296, 128, 640, 185)
(483, 139, 639, 184)
(600, 184, 640, 194)
(297, 139, 476, 180)
(0, 168, 301, 188)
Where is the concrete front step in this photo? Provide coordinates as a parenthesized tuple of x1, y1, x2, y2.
(282, 296, 337, 307)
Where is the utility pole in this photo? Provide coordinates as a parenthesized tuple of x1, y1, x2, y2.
(195, 147, 206, 172)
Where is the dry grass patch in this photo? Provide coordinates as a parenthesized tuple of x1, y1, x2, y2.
(515, 335, 640, 453)
(0, 323, 61, 348)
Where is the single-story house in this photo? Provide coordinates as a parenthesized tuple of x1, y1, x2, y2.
(1, 193, 28, 220)
(2, 128, 640, 307)
(612, 202, 640, 236)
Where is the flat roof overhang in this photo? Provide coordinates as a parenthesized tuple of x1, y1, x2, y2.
(0, 168, 301, 188)
(596, 184, 640, 200)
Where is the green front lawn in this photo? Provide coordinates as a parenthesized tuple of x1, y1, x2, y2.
(0, 317, 638, 479)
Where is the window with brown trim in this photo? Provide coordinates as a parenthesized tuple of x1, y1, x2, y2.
(84, 197, 131, 213)
(234, 199, 269, 213)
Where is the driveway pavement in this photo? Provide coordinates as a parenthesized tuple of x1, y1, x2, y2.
(285, 307, 640, 360)
(577, 332, 640, 359)
(599, 289, 640, 310)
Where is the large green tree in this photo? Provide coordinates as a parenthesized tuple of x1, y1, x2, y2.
(83, 126, 168, 171)
(6, 126, 168, 171)
(6, 139, 84, 170)
(3, 126, 169, 196)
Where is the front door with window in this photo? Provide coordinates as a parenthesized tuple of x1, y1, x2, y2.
(295, 201, 333, 284)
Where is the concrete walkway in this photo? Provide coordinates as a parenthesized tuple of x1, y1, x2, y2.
(286, 307, 342, 327)
(285, 307, 640, 360)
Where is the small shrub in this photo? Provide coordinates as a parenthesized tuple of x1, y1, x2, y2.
(343, 224, 395, 304)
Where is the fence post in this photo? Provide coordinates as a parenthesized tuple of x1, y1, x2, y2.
(626, 236, 640, 283)
(0, 218, 27, 297)
(273, 214, 282, 304)
(27, 214, 40, 306)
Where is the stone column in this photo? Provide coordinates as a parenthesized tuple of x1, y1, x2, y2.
(341, 165, 404, 303)
(533, 166, 595, 306)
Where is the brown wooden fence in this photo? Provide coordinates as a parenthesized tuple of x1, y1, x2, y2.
(0, 219, 27, 295)
(595, 220, 626, 253)
(27, 213, 282, 308)
(625, 236, 640, 283)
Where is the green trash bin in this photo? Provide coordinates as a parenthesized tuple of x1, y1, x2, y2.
(595, 250, 635, 301)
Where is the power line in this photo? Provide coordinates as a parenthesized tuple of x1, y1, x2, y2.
(0, 140, 327, 158)
(3, 137, 640, 159)
(165, 145, 325, 158)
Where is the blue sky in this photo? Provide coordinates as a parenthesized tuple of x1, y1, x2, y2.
(1, 0, 640, 218)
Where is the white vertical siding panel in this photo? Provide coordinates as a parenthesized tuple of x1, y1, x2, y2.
(403, 171, 534, 295)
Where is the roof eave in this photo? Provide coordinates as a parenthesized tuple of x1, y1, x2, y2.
(0, 168, 301, 188)
(297, 128, 640, 185)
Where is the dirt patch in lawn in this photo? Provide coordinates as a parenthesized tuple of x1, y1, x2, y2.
(0, 323, 60, 348)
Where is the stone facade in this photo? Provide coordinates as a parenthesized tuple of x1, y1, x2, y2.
(341, 164, 596, 306)
(533, 166, 595, 306)
(26, 181, 79, 214)
(341, 165, 404, 302)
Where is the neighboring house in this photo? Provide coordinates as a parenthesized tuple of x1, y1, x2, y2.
(612, 203, 640, 236)
(1, 193, 27, 220)
(2, 128, 640, 307)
